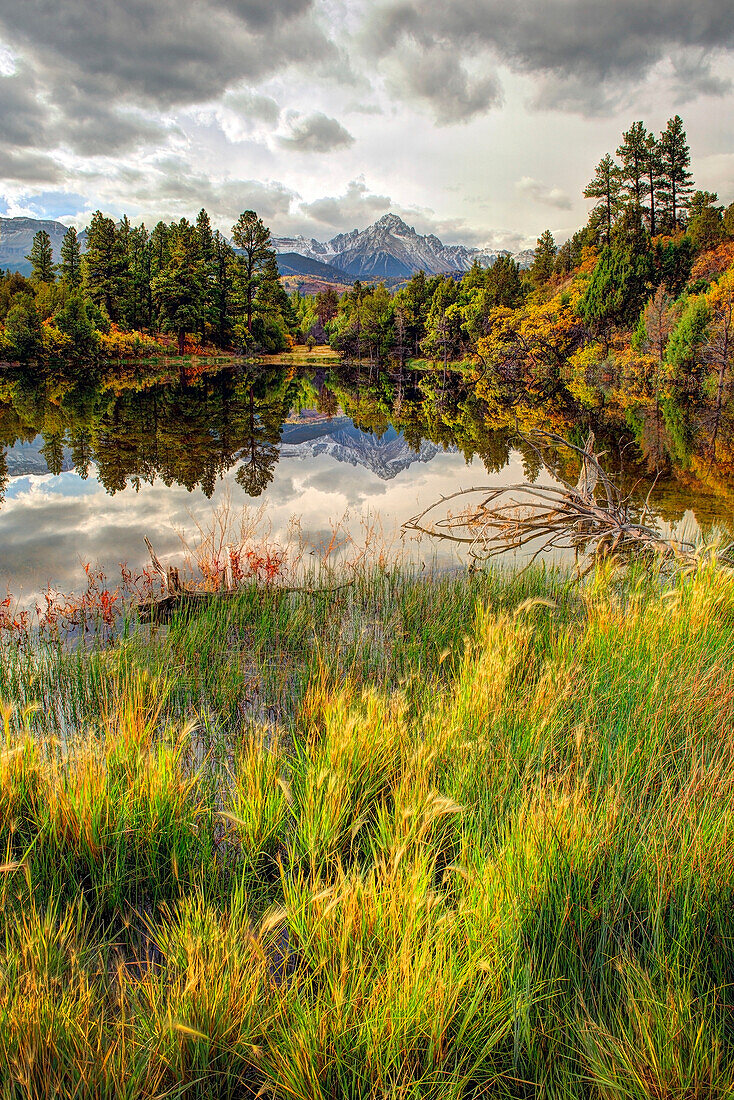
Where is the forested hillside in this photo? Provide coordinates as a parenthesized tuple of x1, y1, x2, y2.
(1, 113, 733, 422)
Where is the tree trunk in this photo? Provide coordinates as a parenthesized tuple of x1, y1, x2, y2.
(178, 327, 186, 356)
(672, 178, 677, 232)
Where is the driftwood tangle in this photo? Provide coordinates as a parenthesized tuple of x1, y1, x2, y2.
(403, 431, 734, 571)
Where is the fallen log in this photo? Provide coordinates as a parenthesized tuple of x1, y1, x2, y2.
(135, 540, 354, 621)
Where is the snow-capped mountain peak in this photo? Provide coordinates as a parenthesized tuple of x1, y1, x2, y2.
(272, 215, 531, 280)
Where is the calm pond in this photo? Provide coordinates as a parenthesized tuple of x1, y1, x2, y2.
(1, 359, 733, 600)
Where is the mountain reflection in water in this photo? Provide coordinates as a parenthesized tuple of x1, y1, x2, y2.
(0, 359, 733, 596)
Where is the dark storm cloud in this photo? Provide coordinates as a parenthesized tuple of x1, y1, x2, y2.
(382, 39, 501, 123)
(0, 64, 173, 159)
(51, 83, 174, 156)
(670, 51, 733, 102)
(0, 148, 62, 183)
(0, 69, 48, 147)
(0, 0, 330, 108)
(279, 112, 355, 153)
(364, 0, 734, 118)
(0, 0, 337, 167)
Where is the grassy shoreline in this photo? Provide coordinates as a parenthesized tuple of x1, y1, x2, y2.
(2, 560, 734, 1097)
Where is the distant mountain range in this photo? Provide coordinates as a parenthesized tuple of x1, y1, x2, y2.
(273, 213, 534, 280)
(0, 212, 533, 283)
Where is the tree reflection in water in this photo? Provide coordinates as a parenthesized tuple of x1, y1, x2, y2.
(0, 359, 733, 534)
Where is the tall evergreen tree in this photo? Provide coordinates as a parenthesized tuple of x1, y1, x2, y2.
(617, 121, 650, 210)
(530, 229, 557, 286)
(584, 154, 624, 245)
(83, 211, 127, 319)
(657, 115, 694, 231)
(644, 132, 662, 236)
(116, 215, 134, 323)
(150, 222, 171, 278)
(315, 286, 339, 325)
(252, 253, 294, 351)
(194, 209, 215, 341)
(149, 221, 170, 325)
(485, 254, 523, 307)
(151, 219, 206, 355)
(26, 230, 56, 284)
(127, 224, 151, 329)
(231, 210, 272, 333)
(196, 208, 214, 261)
(211, 231, 235, 348)
(59, 227, 82, 288)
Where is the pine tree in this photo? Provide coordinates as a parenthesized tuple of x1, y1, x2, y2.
(194, 209, 215, 342)
(54, 292, 99, 357)
(196, 208, 214, 261)
(59, 227, 82, 288)
(26, 230, 56, 284)
(5, 295, 42, 360)
(687, 191, 723, 251)
(150, 222, 171, 278)
(116, 215, 134, 323)
(83, 211, 127, 319)
(579, 243, 652, 331)
(530, 229, 557, 286)
(231, 210, 272, 333)
(151, 220, 206, 355)
(584, 154, 624, 245)
(617, 122, 650, 210)
(211, 231, 235, 348)
(644, 132, 662, 236)
(315, 286, 339, 325)
(657, 116, 694, 232)
(126, 224, 151, 329)
(486, 254, 522, 307)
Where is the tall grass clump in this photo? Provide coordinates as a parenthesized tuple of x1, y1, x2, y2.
(1, 559, 734, 1096)
(0, 669, 217, 913)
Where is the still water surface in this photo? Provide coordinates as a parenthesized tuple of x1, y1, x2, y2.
(0, 360, 731, 600)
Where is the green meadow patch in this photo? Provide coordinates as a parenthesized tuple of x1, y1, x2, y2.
(1, 560, 734, 1097)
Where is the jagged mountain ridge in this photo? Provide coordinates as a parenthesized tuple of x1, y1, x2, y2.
(1, 212, 534, 282)
(273, 213, 533, 279)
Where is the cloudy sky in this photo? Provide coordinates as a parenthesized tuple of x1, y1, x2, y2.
(0, 0, 733, 250)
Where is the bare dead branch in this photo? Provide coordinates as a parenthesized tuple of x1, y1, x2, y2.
(403, 431, 731, 569)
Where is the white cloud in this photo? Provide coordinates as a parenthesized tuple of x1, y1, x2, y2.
(515, 176, 573, 210)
